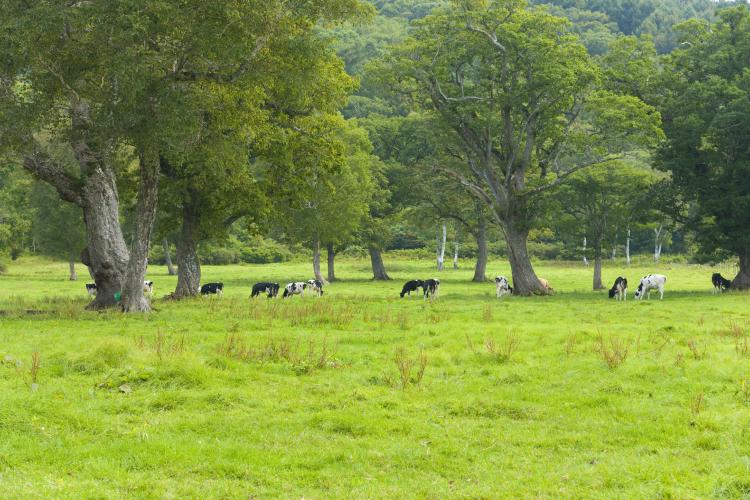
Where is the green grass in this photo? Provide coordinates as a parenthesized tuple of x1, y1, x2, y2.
(1, 256, 750, 498)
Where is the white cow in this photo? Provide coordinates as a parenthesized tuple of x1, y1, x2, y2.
(634, 274, 667, 300)
(495, 276, 512, 298)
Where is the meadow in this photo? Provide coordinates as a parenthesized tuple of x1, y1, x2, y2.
(1, 256, 749, 498)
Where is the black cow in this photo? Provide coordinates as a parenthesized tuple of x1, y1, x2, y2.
(251, 282, 279, 298)
(307, 279, 324, 296)
(422, 278, 440, 299)
(400, 280, 423, 298)
(201, 282, 224, 296)
(608, 276, 628, 301)
(712, 273, 732, 293)
(85, 283, 97, 296)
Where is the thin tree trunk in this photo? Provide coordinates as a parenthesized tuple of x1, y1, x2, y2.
(369, 247, 391, 280)
(453, 236, 459, 270)
(312, 236, 326, 283)
(626, 227, 631, 265)
(582, 236, 588, 266)
(174, 192, 201, 298)
(654, 224, 663, 263)
(733, 252, 750, 290)
(68, 251, 77, 281)
(503, 223, 544, 295)
(120, 150, 159, 312)
(163, 238, 176, 276)
(79, 165, 129, 310)
(327, 243, 336, 283)
(593, 246, 604, 290)
(611, 244, 617, 261)
(437, 223, 446, 271)
(472, 220, 488, 283)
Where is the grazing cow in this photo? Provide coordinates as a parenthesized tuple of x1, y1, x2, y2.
(539, 278, 554, 293)
(85, 283, 97, 296)
(283, 282, 307, 298)
(711, 273, 731, 293)
(608, 277, 628, 301)
(307, 279, 324, 297)
(143, 280, 154, 295)
(200, 282, 224, 296)
(495, 276, 512, 298)
(400, 280, 424, 298)
(634, 274, 667, 300)
(422, 278, 440, 299)
(251, 282, 279, 298)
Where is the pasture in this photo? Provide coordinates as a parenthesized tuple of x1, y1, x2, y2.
(1, 257, 749, 497)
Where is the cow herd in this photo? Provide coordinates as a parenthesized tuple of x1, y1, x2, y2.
(83, 271, 738, 301)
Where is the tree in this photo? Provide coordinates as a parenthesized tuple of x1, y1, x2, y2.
(274, 118, 376, 283)
(383, 0, 662, 294)
(658, 5, 750, 288)
(0, 0, 367, 310)
(553, 163, 659, 289)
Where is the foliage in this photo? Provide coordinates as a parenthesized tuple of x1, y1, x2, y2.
(658, 5, 750, 269)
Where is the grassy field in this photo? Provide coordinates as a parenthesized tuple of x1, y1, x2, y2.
(1, 256, 749, 498)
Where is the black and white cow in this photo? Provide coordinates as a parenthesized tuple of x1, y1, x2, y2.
(608, 276, 628, 301)
(283, 282, 307, 298)
(400, 280, 423, 298)
(711, 273, 732, 293)
(422, 278, 440, 299)
(634, 274, 666, 300)
(251, 282, 279, 298)
(85, 283, 98, 296)
(495, 276, 512, 298)
(200, 282, 224, 296)
(307, 279, 324, 296)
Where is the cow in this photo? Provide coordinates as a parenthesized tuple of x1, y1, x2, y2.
(400, 280, 424, 298)
(422, 278, 440, 299)
(711, 273, 731, 293)
(495, 276, 512, 298)
(200, 282, 224, 296)
(251, 282, 279, 298)
(608, 276, 628, 301)
(539, 278, 554, 293)
(283, 282, 307, 298)
(307, 279, 324, 297)
(85, 283, 97, 296)
(634, 274, 667, 300)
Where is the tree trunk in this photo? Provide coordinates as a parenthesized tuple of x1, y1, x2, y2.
(312, 236, 326, 283)
(174, 193, 201, 298)
(163, 238, 176, 276)
(593, 247, 604, 290)
(68, 251, 77, 281)
(626, 227, 631, 265)
(503, 223, 544, 295)
(327, 243, 336, 283)
(80, 165, 129, 310)
(582, 236, 588, 266)
(733, 252, 750, 290)
(369, 247, 391, 280)
(472, 220, 488, 282)
(654, 224, 664, 263)
(437, 224, 446, 271)
(453, 239, 459, 270)
(120, 150, 159, 312)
